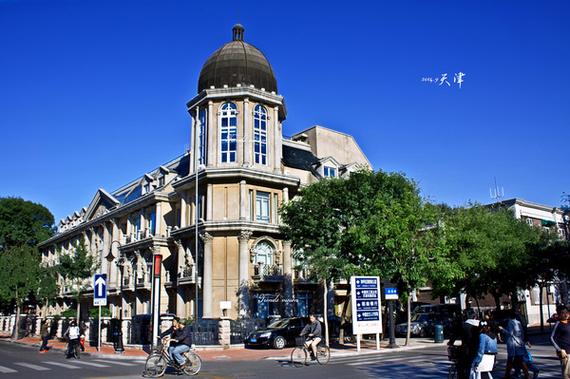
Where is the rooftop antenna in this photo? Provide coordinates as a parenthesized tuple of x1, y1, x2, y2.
(489, 177, 504, 203)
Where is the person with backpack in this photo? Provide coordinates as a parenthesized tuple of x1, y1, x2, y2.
(64, 320, 81, 359)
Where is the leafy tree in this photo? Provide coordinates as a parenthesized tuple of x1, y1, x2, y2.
(0, 197, 55, 251)
(58, 241, 98, 323)
(280, 170, 455, 345)
(0, 246, 43, 338)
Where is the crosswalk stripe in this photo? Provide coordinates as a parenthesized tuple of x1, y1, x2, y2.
(70, 361, 110, 368)
(43, 361, 81, 369)
(0, 365, 17, 374)
(14, 362, 50, 371)
(93, 359, 138, 366)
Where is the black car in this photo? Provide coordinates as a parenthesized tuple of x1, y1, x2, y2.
(245, 317, 309, 349)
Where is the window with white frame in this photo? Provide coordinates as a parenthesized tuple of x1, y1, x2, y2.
(323, 166, 337, 178)
(199, 108, 208, 165)
(256, 191, 270, 223)
(253, 104, 268, 165)
(253, 241, 274, 266)
(219, 102, 237, 163)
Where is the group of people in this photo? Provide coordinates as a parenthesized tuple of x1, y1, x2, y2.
(448, 305, 570, 379)
(38, 319, 86, 358)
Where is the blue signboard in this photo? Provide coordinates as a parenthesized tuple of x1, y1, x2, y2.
(384, 287, 398, 300)
(93, 273, 107, 306)
(355, 278, 380, 322)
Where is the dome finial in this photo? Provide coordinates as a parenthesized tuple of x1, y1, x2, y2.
(232, 24, 244, 41)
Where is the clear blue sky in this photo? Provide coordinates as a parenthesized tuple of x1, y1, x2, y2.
(1, 0, 569, 223)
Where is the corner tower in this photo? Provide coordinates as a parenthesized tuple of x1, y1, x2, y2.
(187, 25, 286, 175)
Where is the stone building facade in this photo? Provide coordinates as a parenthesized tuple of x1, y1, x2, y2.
(38, 25, 370, 322)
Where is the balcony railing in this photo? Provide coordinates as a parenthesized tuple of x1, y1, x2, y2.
(121, 229, 153, 245)
(253, 264, 283, 281)
(177, 265, 196, 285)
(136, 275, 151, 289)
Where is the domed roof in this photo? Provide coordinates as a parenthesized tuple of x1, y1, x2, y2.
(198, 25, 278, 93)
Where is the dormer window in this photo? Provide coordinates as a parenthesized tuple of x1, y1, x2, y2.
(143, 183, 151, 194)
(158, 175, 165, 187)
(324, 166, 337, 178)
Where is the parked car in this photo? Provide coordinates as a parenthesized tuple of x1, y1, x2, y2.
(245, 317, 310, 349)
(395, 313, 437, 337)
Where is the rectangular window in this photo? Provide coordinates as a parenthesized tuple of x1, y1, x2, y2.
(324, 166, 337, 178)
(255, 191, 270, 223)
(149, 209, 156, 235)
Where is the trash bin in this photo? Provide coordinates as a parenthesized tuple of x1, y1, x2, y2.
(434, 324, 444, 343)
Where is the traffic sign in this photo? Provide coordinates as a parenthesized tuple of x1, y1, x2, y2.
(384, 287, 398, 300)
(93, 274, 107, 306)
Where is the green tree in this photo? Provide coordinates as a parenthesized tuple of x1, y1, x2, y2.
(58, 241, 98, 323)
(280, 170, 454, 345)
(0, 246, 43, 338)
(0, 197, 55, 251)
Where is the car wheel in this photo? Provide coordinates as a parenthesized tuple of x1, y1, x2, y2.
(273, 336, 286, 349)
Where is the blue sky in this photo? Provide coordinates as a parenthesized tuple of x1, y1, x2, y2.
(1, 0, 569, 223)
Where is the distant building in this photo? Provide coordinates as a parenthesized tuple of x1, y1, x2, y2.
(38, 25, 370, 321)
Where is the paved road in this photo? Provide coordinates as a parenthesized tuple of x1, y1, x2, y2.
(0, 339, 563, 378)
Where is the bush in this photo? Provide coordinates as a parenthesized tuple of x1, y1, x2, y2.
(89, 306, 111, 318)
(61, 308, 77, 318)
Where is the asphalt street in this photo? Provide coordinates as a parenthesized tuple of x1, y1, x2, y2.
(0, 339, 564, 378)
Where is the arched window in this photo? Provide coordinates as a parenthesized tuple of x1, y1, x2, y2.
(253, 240, 274, 266)
(198, 108, 207, 165)
(253, 105, 268, 165)
(219, 102, 237, 163)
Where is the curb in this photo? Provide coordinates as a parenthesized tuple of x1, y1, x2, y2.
(4, 339, 148, 360)
(264, 341, 447, 360)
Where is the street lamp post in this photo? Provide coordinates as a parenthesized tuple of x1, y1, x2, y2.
(110, 240, 125, 354)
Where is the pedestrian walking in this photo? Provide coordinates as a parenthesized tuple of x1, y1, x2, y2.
(551, 306, 570, 379)
(448, 308, 480, 379)
(470, 320, 498, 379)
(39, 319, 50, 353)
(503, 310, 530, 379)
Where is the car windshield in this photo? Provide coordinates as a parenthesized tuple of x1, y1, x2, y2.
(267, 319, 289, 328)
(411, 313, 431, 322)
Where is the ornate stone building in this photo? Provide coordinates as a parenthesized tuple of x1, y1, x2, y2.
(38, 25, 371, 321)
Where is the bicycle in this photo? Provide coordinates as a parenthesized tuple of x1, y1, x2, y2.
(65, 339, 80, 359)
(143, 337, 202, 377)
(290, 337, 330, 367)
(447, 345, 460, 379)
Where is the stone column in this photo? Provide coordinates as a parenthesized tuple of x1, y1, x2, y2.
(207, 101, 215, 167)
(35, 317, 42, 337)
(206, 184, 213, 221)
(282, 240, 294, 316)
(239, 180, 247, 220)
(243, 98, 250, 166)
(110, 220, 119, 286)
(238, 230, 252, 317)
(273, 106, 281, 173)
(282, 187, 289, 203)
(218, 318, 231, 348)
(190, 109, 196, 173)
(180, 195, 187, 228)
(56, 319, 63, 338)
(176, 288, 186, 318)
(155, 202, 162, 237)
(200, 233, 214, 318)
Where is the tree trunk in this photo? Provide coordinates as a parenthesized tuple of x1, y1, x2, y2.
(338, 283, 351, 345)
(12, 302, 21, 340)
(405, 291, 411, 346)
(539, 284, 544, 334)
(493, 292, 501, 311)
(323, 280, 330, 347)
(474, 296, 481, 317)
(77, 299, 81, 324)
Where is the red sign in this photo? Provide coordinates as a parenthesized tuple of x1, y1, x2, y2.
(153, 254, 162, 277)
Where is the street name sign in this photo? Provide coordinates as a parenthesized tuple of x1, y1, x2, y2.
(351, 276, 382, 335)
(384, 287, 399, 300)
(93, 273, 107, 306)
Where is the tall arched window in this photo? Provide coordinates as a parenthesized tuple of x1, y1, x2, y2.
(253, 105, 268, 165)
(219, 102, 237, 163)
(198, 108, 207, 165)
(253, 240, 274, 266)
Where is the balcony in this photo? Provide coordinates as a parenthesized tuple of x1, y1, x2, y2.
(253, 264, 283, 282)
(122, 276, 135, 291)
(177, 265, 197, 285)
(121, 229, 153, 245)
(136, 275, 151, 290)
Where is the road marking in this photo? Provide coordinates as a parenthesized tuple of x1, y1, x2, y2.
(70, 361, 110, 368)
(0, 365, 17, 373)
(43, 361, 81, 369)
(93, 359, 138, 366)
(14, 362, 51, 371)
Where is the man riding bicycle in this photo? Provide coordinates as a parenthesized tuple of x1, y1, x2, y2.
(300, 314, 322, 361)
(159, 317, 193, 367)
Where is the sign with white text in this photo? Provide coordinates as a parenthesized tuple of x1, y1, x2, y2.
(93, 273, 107, 306)
(351, 276, 382, 335)
(384, 287, 399, 300)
